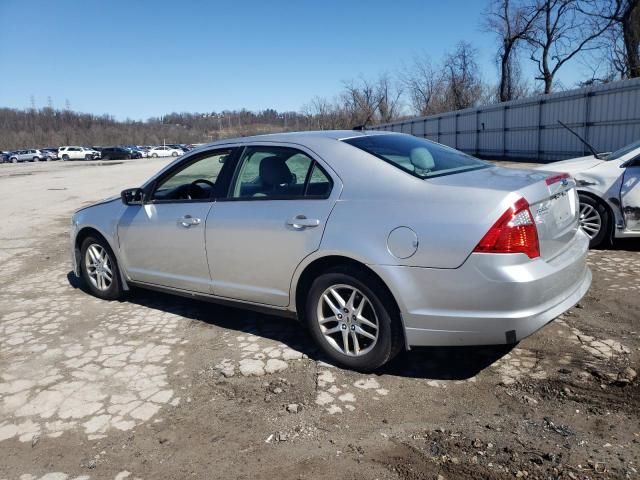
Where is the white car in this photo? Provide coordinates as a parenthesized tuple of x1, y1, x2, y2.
(541, 139, 640, 247)
(58, 146, 100, 161)
(147, 146, 182, 158)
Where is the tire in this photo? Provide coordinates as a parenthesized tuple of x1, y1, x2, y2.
(33, 157, 40, 162)
(125, 154, 131, 160)
(79, 236, 123, 300)
(46, 156, 51, 162)
(102, 154, 110, 160)
(62, 154, 69, 161)
(10, 157, 17, 163)
(305, 266, 403, 372)
(578, 193, 611, 249)
(151, 153, 158, 158)
(171, 151, 178, 157)
(85, 154, 93, 161)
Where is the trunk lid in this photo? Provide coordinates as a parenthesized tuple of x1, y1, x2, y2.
(428, 165, 579, 262)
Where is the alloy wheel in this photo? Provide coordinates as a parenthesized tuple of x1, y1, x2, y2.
(579, 203, 602, 239)
(316, 284, 379, 357)
(84, 243, 114, 291)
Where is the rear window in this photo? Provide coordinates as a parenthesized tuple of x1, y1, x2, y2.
(343, 134, 488, 179)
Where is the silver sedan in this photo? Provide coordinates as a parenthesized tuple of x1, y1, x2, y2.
(70, 131, 591, 371)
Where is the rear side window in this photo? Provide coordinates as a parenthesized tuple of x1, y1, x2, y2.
(230, 146, 332, 199)
(344, 134, 488, 179)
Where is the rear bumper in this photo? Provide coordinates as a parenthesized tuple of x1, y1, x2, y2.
(371, 229, 591, 347)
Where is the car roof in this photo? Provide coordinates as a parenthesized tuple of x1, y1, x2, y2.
(202, 129, 398, 147)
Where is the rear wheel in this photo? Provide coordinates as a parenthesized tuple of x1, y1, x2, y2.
(305, 266, 403, 371)
(578, 193, 610, 248)
(80, 236, 123, 300)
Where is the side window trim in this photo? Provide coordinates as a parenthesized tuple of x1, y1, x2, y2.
(223, 145, 333, 202)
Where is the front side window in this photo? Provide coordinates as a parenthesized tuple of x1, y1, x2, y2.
(230, 146, 332, 199)
(343, 134, 488, 179)
(152, 148, 234, 202)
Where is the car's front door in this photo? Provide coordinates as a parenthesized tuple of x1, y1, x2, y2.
(206, 145, 338, 306)
(117, 147, 238, 292)
(621, 155, 640, 231)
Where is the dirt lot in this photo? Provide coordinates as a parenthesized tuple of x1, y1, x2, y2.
(0, 158, 638, 480)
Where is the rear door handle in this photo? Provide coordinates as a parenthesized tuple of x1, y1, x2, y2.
(287, 215, 320, 229)
(178, 215, 201, 228)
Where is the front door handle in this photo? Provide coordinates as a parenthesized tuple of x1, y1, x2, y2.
(178, 215, 201, 228)
(287, 215, 320, 229)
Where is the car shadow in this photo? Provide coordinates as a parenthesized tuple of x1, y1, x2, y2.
(609, 238, 640, 252)
(66, 272, 514, 381)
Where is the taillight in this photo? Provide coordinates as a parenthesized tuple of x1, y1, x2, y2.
(474, 197, 540, 259)
(545, 172, 570, 185)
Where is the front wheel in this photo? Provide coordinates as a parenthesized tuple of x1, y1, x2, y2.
(10, 157, 17, 163)
(62, 154, 69, 161)
(151, 153, 158, 158)
(578, 194, 610, 248)
(171, 151, 178, 157)
(305, 267, 403, 372)
(80, 236, 123, 300)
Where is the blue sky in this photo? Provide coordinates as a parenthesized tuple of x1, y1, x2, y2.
(0, 0, 586, 120)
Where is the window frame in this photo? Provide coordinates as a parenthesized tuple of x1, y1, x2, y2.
(221, 145, 334, 202)
(144, 146, 240, 205)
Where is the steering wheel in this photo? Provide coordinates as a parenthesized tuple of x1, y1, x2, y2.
(182, 179, 215, 200)
(191, 179, 215, 189)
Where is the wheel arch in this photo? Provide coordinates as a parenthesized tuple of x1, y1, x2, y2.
(577, 189, 616, 241)
(292, 254, 406, 348)
(74, 225, 129, 290)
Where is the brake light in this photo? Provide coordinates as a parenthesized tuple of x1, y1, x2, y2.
(474, 197, 540, 259)
(545, 172, 570, 185)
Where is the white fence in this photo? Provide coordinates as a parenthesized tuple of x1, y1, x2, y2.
(370, 77, 640, 162)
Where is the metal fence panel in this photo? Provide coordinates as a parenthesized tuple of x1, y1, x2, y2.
(370, 78, 640, 162)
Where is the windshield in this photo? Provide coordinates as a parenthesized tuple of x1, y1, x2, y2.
(606, 139, 640, 161)
(343, 134, 488, 179)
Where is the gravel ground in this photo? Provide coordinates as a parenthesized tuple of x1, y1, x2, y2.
(0, 158, 638, 480)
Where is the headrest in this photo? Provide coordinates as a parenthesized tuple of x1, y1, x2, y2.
(410, 147, 435, 172)
(259, 156, 292, 187)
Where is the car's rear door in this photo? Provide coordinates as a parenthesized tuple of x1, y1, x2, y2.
(205, 144, 338, 307)
(117, 147, 239, 293)
(621, 154, 640, 231)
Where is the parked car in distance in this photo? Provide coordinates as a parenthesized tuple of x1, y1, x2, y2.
(540, 139, 640, 248)
(0, 151, 9, 163)
(8, 149, 45, 163)
(100, 147, 139, 160)
(58, 146, 100, 161)
(126, 147, 146, 158)
(71, 131, 591, 371)
(41, 148, 59, 161)
(147, 146, 182, 157)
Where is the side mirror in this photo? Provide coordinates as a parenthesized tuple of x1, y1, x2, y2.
(121, 188, 144, 205)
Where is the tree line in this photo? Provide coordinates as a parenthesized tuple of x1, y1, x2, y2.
(1, 0, 637, 150)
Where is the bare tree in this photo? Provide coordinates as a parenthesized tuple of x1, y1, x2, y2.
(579, 0, 639, 78)
(441, 42, 484, 110)
(526, 0, 614, 93)
(485, 0, 542, 101)
(399, 54, 444, 115)
(375, 74, 403, 123)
